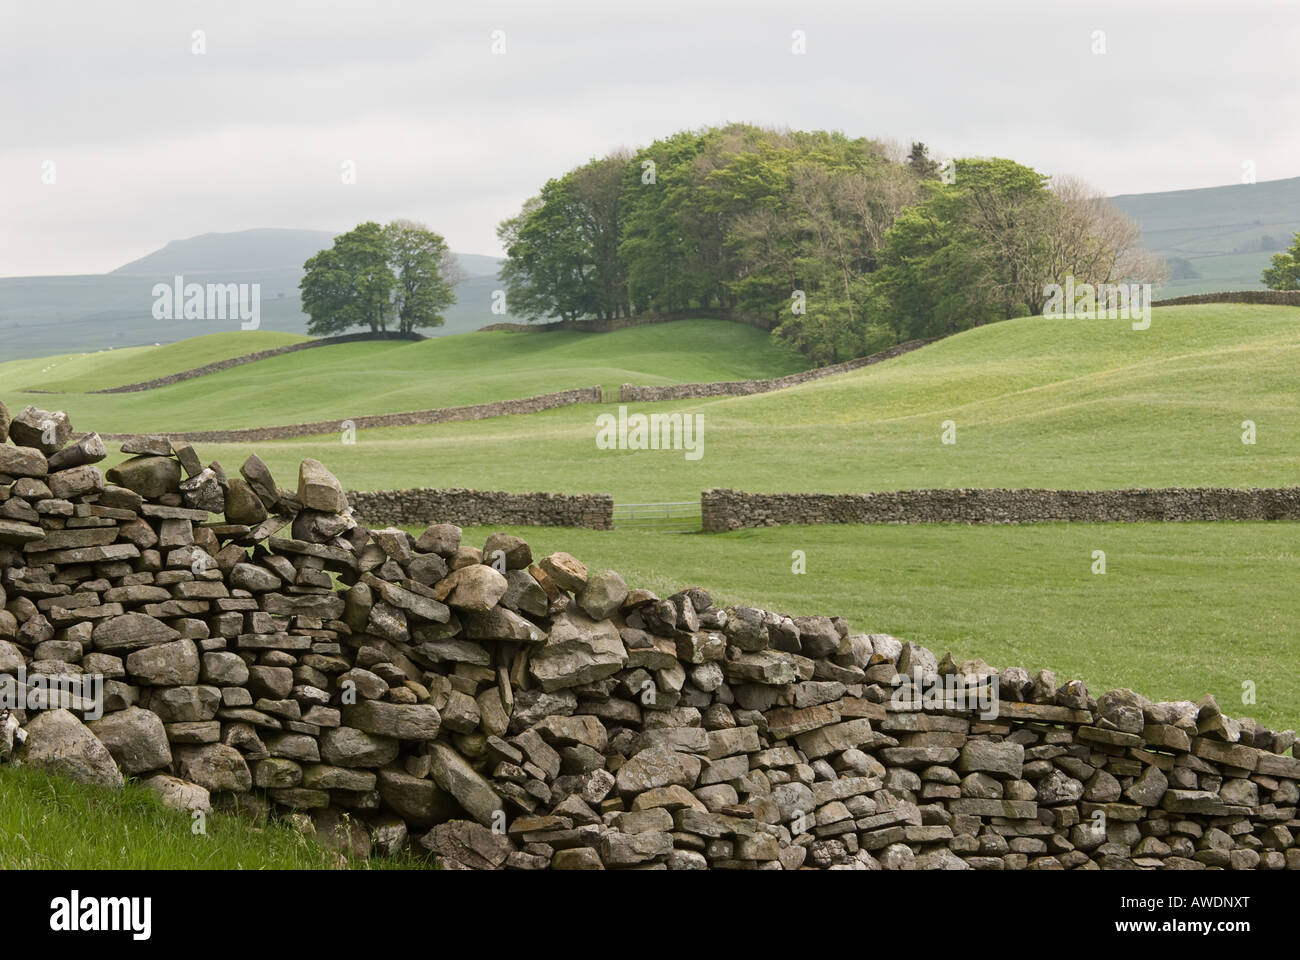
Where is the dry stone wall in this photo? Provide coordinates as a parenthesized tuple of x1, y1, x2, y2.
(18, 332, 429, 397)
(2, 398, 1298, 870)
(90, 332, 429, 395)
(81, 387, 604, 444)
(702, 487, 1300, 532)
(479, 307, 772, 335)
(346, 488, 613, 530)
(619, 339, 934, 403)
(1152, 291, 1300, 308)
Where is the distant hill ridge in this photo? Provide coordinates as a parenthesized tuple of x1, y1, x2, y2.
(0, 229, 507, 360)
(110, 228, 339, 275)
(1110, 175, 1300, 297)
(109, 227, 503, 278)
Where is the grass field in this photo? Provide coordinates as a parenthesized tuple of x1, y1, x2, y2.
(161, 303, 1300, 500)
(1, 330, 310, 393)
(1154, 251, 1279, 296)
(0, 765, 422, 869)
(445, 521, 1300, 732)
(4, 302, 1299, 866)
(5, 305, 1294, 730)
(0, 320, 808, 433)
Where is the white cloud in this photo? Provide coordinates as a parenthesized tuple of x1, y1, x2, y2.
(1, 0, 1296, 275)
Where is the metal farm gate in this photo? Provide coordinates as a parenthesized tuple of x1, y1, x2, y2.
(612, 500, 702, 531)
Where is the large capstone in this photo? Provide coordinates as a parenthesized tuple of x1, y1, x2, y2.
(529, 611, 628, 692)
(20, 709, 123, 789)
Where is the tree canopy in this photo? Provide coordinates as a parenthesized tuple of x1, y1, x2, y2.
(497, 125, 1166, 362)
(1262, 232, 1300, 290)
(299, 220, 459, 336)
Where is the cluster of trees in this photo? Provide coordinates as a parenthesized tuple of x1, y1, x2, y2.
(497, 124, 1166, 363)
(299, 220, 463, 336)
(867, 164, 1167, 342)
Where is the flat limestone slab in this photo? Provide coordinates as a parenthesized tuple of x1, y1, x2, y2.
(26, 542, 140, 566)
(994, 702, 1093, 724)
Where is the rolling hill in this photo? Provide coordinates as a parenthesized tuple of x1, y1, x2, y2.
(5, 301, 1296, 499)
(89, 302, 1295, 501)
(1111, 175, 1300, 297)
(3, 304, 1298, 731)
(1, 330, 311, 390)
(109, 229, 504, 280)
(110, 228, 339, 276)
(0, 320, 809, 431)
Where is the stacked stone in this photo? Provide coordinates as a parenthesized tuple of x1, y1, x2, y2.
(700, 487, 1300, 531)
(2, 399, 1299, 869)
(618, 337, 933, 403)
(455, 589, 1300, 871)
(344, 487, 613, 530)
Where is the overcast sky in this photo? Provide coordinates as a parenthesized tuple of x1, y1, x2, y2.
(2, 0, 1296, 276)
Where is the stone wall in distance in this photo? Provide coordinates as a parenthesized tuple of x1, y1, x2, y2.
(347, 488, 613, 530)
(701, 487, 1300, 532)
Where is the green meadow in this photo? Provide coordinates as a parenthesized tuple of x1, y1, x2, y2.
(1, 330, 309, 393)
(3, 301, 1299, 867)
(0, 320, 808, 433)
(152, 303, 1300, 500)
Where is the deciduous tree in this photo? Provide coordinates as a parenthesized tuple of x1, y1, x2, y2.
(300, 222, 394, 335)
(1262, 232, 1300, 290)
(385, 219, 459, 333)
